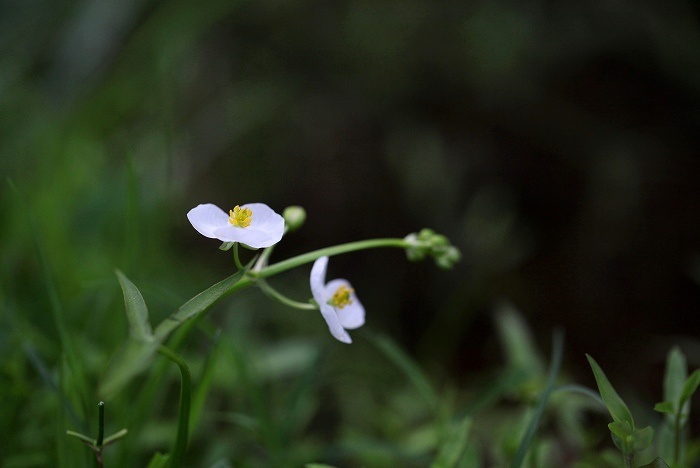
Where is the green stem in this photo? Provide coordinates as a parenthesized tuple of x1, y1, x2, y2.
(256, 279, 316, 310)
(158, 346, 191, 468)
(233, 243, 245, 271)
(257, 238, 409, 279)
(674, 412, 681, 465)
(96, 401, 105, 447)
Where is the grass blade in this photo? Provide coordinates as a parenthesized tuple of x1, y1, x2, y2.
(510, 329, 564, 468)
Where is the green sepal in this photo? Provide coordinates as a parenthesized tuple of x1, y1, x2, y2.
(219, 242, 234, 251)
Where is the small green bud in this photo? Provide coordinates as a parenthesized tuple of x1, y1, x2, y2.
(404, 229, 461, 268)
(283, 206, 306, 232)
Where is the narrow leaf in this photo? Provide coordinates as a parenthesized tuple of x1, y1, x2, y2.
(99, 337, 160, 397)
(432, 416, 473, 468)
(586, 354, 635, 428)
(679, 369, 700, 408)
(145, 452, 170, 468)
(153, 267, 250, 340)
(115, 270, 152, 341)
(638, 457, 671, 468)
(663, 347, 687, 412)
(370, 333, 439, 412)
(653, 401, 675, 415)
(100, 267, 251, 396)
(510, 330, 564, 468)
(633, 426, 654, 452)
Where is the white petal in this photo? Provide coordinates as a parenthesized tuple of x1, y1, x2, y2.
(310, 256, 329, 304)
(187, 204, 229, 238)
(319, 303, 352, 343)
(209, 203, 285, 248)
(310, 257, 352, 343)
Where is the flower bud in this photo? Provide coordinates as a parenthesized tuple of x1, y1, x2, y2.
(283, 206, 307, 232)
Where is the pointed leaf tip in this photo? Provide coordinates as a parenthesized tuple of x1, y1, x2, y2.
(116, 270, 153, 341)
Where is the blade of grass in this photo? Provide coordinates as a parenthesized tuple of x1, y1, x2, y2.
(9, 179, 89, 423)
(510, 329, 564, 468)
(369, 332, 439, 413)
(22, 342, 83, 429)
(280, 349, 322, 442)
(189, 330, 223, 431)
(157, 346, 192, 468)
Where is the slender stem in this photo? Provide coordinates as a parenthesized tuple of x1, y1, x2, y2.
(158, 346, 191, 468)
(674, 412, 681, 465)
(256, 279, 316, 310)
(233, 243, 245, 271)
(96, 401, 105, 447)
(258, 238, 409, 279)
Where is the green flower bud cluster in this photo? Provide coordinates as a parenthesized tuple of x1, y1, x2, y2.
(404, 228, 461, 269)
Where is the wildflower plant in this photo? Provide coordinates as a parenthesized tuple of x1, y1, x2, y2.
(89, 201, 460, 466)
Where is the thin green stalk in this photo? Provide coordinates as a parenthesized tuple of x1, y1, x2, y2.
(674, 413, 682, 466)
(158, 346, 191, 468)
(256, 279, 316, 310)
(233, 243, 245, 271)
(257, 238, 409, 279)
(96, 402, 105, 447)
(510, 330, 565, 468)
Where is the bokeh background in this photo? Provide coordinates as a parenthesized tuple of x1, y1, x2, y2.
(2, 0, 700, 466)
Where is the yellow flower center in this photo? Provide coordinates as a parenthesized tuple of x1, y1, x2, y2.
(229, 205, 252, 228)
(328, 285, 354, 309)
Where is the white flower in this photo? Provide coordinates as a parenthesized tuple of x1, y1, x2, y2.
(310, 256, 365, 344)
(187, 203, 285, 249)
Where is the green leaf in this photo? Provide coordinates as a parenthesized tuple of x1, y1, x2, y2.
(510, 330, 564, 468)
(495, 303, 545, 377)
(679, 368, 700, 408)
(653, 401, 675, 415)
(586, 354, 635, 429)
(100, 337, 161, 397)
(100, 268, 251, 397)
(153, 266, 250, 341)
(663, 347, 687, 412)
(370, 333, 439, 412)
(145, 452, 169, 468)
(115, 270, 153, 341)
(608, 421, 633, 454)
(638, 457, 671, 468)
(431, 416, 473, 468)
(633, 426, 654, 452)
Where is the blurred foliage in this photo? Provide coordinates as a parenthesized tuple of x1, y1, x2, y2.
(2, 0, 700, 466)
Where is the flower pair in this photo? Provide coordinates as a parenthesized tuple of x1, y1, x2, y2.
(188, 203, 365, 343)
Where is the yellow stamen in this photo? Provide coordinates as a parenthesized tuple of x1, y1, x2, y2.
(328, 285, 354, 309)
(229, 205, 253, 228)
